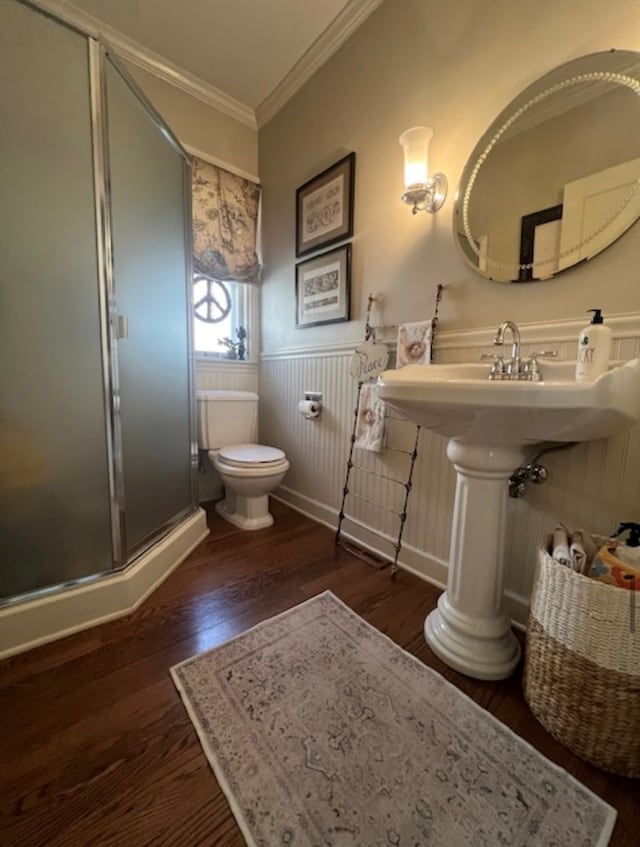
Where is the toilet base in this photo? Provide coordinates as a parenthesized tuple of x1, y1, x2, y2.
(215, 493, 274, 531)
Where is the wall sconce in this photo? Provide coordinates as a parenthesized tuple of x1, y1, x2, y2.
(399, 126, 447, 214)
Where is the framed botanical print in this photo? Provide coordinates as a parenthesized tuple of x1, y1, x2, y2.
(295, 244, 351, 328)
(295, 152, 355, 257)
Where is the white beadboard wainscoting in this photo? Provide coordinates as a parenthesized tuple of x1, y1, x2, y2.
(259, 313, 640, 626)
(195, 359, 259, 392)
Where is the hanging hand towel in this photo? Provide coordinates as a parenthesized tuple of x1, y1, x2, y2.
(354, 383, 386, 453)
(396, 320, 433, 367)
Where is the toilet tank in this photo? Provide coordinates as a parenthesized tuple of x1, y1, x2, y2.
(196, 390, 258, 450)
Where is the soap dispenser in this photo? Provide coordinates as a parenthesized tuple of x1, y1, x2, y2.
(575, 309, 612, 382)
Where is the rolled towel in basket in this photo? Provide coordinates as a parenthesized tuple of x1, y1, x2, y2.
(552, 523, 571, 567)
(569, 530, 597, 575)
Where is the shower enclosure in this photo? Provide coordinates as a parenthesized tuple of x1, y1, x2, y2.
(0, 0, 198, 606)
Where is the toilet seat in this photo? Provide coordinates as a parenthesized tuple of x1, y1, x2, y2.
(217, 444, 286, 468)
(211, 442, 290, 531)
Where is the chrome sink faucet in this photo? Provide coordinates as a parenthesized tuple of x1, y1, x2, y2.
(481, 320, 558, 380)
(494, 320, 521, 378)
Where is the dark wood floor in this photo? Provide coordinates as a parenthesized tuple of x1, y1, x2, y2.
(0, 501, 637, 846)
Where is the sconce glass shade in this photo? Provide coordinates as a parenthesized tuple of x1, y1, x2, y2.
(399, 125, 447, 214)
(399, 126, 433, 186)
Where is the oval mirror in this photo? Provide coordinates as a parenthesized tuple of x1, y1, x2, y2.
(454, 50, 640, 283)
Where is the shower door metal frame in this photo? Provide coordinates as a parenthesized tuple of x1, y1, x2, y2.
(99, 48, 199, 567)
(89, 38, 126, 570)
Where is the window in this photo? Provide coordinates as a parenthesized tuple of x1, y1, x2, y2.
(192, 274, 249, 358)
(191, 157, 261, 359)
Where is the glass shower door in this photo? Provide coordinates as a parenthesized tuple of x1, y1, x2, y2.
(0, 1, 114, 599)
(105, 57, 195, 559)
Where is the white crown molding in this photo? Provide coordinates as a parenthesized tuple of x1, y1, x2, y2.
(25, 0, 257, 129)
(26, 0, 383, 131)
(256, 0, 385, 128)
(107, 37, 256, 129)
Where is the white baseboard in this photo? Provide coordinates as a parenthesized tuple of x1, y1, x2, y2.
(0, 509, 209, 660)
(273, 485, 338, 531)
(273, 485, 529, 628)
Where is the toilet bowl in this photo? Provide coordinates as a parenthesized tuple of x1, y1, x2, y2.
(196, 390, 289, 531)
(211, 444, 289, 530)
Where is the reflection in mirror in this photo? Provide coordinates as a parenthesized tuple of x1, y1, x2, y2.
(454, 51, 640, 283)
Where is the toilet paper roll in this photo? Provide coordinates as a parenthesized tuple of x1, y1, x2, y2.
(298, 400, 320, 418)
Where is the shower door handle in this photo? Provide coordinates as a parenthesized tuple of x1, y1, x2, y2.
(115, 313, 129, 340)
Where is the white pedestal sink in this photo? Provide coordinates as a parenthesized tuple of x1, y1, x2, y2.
(377, 358, 640, 680)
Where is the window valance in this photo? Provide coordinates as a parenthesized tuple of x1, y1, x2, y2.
(192, 157, 261, 285)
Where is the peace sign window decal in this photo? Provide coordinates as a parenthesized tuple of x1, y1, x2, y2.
(193, 274, 232, 324)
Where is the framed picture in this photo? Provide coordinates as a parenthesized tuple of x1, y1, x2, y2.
(295, 244, 351, 328)
(518, 204, 563, 281)
(296, 152, 355, 257)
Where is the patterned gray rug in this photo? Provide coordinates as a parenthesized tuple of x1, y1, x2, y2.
(171, 591, 616, 847)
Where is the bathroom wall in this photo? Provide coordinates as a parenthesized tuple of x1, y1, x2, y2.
(122, 63, 258, 179)
(258, 0, 640, 621)
(260, 0, 640, 348)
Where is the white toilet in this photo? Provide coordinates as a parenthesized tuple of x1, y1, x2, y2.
(196, 390, 289, 530)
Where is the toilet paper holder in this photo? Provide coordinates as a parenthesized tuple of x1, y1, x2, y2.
(299, 391, 322, 420)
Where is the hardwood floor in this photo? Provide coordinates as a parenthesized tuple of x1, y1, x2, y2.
(1, 501, 637, 846)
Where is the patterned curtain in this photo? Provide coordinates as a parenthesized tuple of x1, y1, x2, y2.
(192, 157, 262, 285)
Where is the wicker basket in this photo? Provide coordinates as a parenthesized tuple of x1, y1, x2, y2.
(523, 537, 640, 777)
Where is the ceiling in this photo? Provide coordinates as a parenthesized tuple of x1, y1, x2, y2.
(63, 0, 378, 114)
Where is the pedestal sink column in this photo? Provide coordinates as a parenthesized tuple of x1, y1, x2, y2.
(425, 440, 524, 680)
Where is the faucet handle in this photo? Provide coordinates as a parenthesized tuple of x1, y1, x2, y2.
(529, 350, 558, 359)
(480, 353, 506, 380)
(524, 350, 558, 381)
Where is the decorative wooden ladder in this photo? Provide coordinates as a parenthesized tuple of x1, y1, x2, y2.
(335, 286, 443, 577)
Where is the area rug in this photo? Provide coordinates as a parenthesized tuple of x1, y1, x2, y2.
(171, 591, 616, 847)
